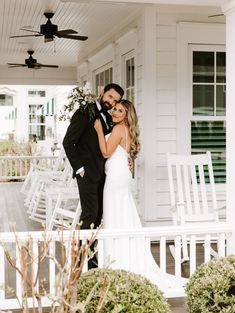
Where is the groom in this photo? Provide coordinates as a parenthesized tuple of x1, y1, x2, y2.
(63, 83, 124, 267)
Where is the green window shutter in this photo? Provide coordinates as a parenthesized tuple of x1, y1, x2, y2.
(191, 121, 226, 183)
(51, 97, 54, 115)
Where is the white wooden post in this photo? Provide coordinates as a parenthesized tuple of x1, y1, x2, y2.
(140, 7, 157, 222)
(222, 0, 235, 254)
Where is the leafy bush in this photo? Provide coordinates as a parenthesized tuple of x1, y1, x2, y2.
(0, 140, 32, 156)
(186, 255, 235, 313)
(77, 268, 170, 313)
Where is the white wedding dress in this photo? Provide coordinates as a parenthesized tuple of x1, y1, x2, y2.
(103, 133, 187, 293)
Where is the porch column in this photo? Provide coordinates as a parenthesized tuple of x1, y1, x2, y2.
(141, 7, 157, 222)
(222, 0, 235, 254)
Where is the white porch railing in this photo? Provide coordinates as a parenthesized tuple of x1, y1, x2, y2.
(0, 156, 59, 181)
(0, 223, 232, 310)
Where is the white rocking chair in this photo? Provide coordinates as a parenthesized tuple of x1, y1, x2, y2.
(167, 151, 220, 262)
(48, 190, 81, 231)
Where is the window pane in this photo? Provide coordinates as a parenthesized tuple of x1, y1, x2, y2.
(95, 74, 99, 95)
(126, 59, 131, 88)
(29, 104, 45, 140)
(131, 58, 135, 87)
(95, 67, 112, 95)
(29, 125, 45, 140)
(193, 85, 214, 115)
(38, 90, 46, 97)
(216, 52, 226, 83)
(193, 51, 214, 83)
(216, 85, 226, 116)
(101, 72, 105, 90)
(191, 121, 226, 183)
(0, 95, 13, 106)
(105, 69, 110, 85)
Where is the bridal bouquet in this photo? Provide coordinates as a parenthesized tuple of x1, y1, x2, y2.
(59, 82, 96, 121)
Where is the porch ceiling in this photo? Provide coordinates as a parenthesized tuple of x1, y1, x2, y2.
(0, 0, 224, 70)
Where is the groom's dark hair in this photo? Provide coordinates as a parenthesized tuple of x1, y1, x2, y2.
(104, 83, 124, 99)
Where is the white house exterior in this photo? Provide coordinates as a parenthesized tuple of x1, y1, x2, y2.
(75, 4, 228, 227)
(2, 0, 235, 246)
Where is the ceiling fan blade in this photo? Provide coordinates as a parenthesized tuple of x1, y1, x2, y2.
(208, 13, 224, 17)
(10, 34, 42, 38)
(56, 29, 78, 36)
(36, 63, 59, 68)
(8, 64, 27, 68)
(57, 34, 88, 41)
(7, 63, 26, 66)
(20, 28, 41, 34)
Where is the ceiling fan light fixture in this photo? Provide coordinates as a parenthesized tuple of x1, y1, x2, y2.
(44, 36, 54, 42)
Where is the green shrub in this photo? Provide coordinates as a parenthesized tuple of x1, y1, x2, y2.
(77, 268, 170, 313)
(186, 255, 235, 313)
(0, 140, 32, 156)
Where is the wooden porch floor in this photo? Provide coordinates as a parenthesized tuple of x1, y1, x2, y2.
(0, 182, 188, 312)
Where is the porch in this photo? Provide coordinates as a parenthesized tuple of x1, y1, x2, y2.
(0, 182, 232, 312)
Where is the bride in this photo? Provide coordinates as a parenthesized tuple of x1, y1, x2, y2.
(94, 99, 186, 292)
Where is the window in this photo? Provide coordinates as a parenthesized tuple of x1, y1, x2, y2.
(94, 66, 113, 95)
(29, 105, 45, 140)
(28, 90, 46, 97)
(123, 52, 135, 102)
(0, 94, 13, 106)
(191, 48, 226, 183)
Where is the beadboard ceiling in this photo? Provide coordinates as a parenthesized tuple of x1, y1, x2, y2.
(0, 0, 223, 69)
(0, 0, 143, 68)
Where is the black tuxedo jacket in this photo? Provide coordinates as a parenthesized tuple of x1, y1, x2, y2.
(63, 103, 112, 183)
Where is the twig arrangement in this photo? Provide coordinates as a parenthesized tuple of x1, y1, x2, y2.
(0, 225, 110, 313)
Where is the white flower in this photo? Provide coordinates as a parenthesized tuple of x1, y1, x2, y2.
(83, 82, 92, 94)
(73, 103, 80, 111)
(59, 82, 96, 121)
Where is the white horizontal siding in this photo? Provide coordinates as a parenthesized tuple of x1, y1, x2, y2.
(145, 20, 178, 224)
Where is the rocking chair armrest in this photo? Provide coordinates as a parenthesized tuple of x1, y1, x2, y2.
(171, 202, 185, 212)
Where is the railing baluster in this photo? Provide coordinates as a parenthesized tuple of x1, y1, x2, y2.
(189, 235, 196, 275)
(160, 236, 166, 273)
(0, 245, 5, 301)
(9, 159, 13, 178)
(19, 159, 23, 178)
(16, 243, 22, 303)
(218, 233, 226, 257)
(49, 241, 56, 295)
(33, 241, 39, 293)
(174, 236, 182, 278)
(204, 234, 211, 262)
(97, 239, 104, 268)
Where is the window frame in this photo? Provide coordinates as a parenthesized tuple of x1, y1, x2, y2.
(122, 50, 135, 102)
(93, 63, 113, 95)
(189, 45, 226, 122)
(177, 23, 226, 193)
(28, 104, 46, 141)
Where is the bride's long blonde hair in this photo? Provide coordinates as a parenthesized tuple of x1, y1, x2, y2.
(119, 99, 141, 159)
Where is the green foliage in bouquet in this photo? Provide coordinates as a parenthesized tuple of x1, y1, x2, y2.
(186, 255, 235, 313)
(59, 82, 96, 121)
(77, 268, 170, 313)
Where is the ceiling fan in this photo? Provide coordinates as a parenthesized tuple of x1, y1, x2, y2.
(7, 50, 59, 69)
(10, 12, 88, 43)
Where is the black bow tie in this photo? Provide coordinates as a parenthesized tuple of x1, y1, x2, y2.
(99, 108, 108, 114)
